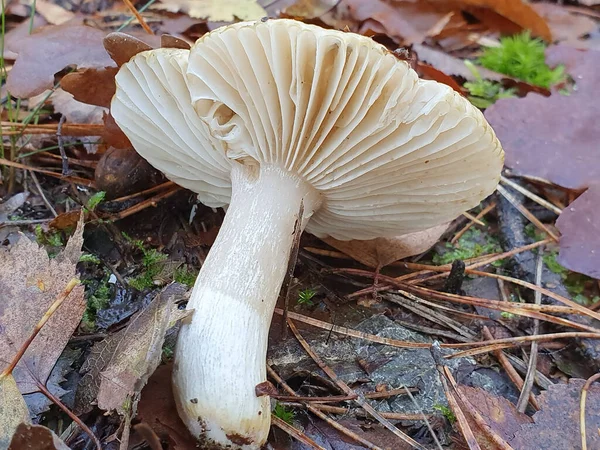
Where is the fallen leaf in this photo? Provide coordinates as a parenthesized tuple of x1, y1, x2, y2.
(8, 423, 69, 450)
(102, 112, 132, 149)
(578, 0, 600, 5)
(284, 0, 339, 19)
(532, 3, 597, 43)
(154, 0, 267, 21)
(556, 184, 600, 280)
(485, 45, 600, 190)
(417, 63, 465, 94)
(75, 283, 189, 415)
(2, 16, 48, 60)
(61, 67, 118, 108)
(136, 363, 198, 449)
(161, 34, 191, 50)
(509, 379, 600, 449)
(0, 217, 85, 394)
(50, 88, 107, 124)
(457, 385, 532, 448)
(103, 32, 154, 67)
(324, 223, 448, 268)
(0, 192, 30, 222)
(33, 0, 75, 25)
(6, 25, 114, 98)
(0, 376, 31, 449)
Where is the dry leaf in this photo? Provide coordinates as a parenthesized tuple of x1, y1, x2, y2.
(8, 423, 69, 450)
(161, 34, 191, 50)
(556, 185, 600, 280)
(485, 45, 600, 190)
(0, 376, 31, 449)
(32, 0, 75, 25)
(154, 0, 267, 21)
(103, 32, 154, 67)
(2, 16, 48, 60)
(532, 3, 597, 43)
(6, 25, 114, 98)
(0, 217, 85, 394)
(61, 67, 118, 108)
(75, 283, 190, 415)
(102, 112, 132, 149)
(284, 0, 339, 19)
(324, 223, 448, 268)
(50, 88, 107, 124)
(509, 379, 600, 449)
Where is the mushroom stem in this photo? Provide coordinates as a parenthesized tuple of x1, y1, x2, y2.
(173, 163, 320, 449)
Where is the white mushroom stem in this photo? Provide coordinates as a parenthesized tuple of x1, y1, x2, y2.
(173, 163, 320, 449)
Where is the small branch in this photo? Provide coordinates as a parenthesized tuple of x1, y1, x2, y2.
(121, 0, 154, 34)
(56, 115, 70, 176)
(580, 372, 600, 450)
(29, 170, 58, 217)
(271, 416, 325, 450)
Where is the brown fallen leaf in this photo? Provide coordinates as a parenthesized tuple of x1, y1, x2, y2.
(556, 184, 600, 280)
(160, 34, 191, 50)
(2, 16, 48, 60)
(0, 216, 85, 395)
(103, 112, 132, 149)
(0, 376, 31, 449)
(75, 283, 190, 416)
(323, 223, 448, 268)
(509, 379, 600, 449)
(284, 0, 339, 19)
(153, 0, 267, 21)
(485, 45, 600, 190)
(61, 68, 118, 108)
(532, 3, 597, 44)
(103, 32, 154, 67)
(6, 25, 115, 98)
(8, 423, 69, 450)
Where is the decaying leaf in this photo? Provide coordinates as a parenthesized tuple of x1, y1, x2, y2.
(485, 45, 600, 190)
(509, 379, 600, 449)
(284, 0, 339, 19)
(324, 223, 448, 268)
(61, 68, 118, 108)
(6, 25, 115, 98)
(153, 0, 267, 21)
(50, 88, 106, 125)
(0, 375, 31, 450)
(8, 423, 69, 450)
(75, 283, 190, 415)
(0, 217, 86, 395)
(556, 184, 600, 279)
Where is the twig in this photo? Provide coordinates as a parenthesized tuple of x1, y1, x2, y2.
(109, 187, 180, 220)
(281, 200, 304, 339)
(0, 278, 79, 377)
(271, 416, 325, 450)
(121, 0, 154, 34)
(461, 211, 486, 226)
(29, 170, 58, 217)
(1, 122, 104, 136)
(56, 115, 69, 176)
(500, 176, 562, 215)
(110, 181, 176, 203)
(0, 218, 53, 226)
(580, 372, 600, 450)
(517, 248, 543, 412)
(496, 184, 559, 241)
(287, 320, 429, 450)
(0, 157, 94, 187)
(267, 365, 384, 450)
(280, 402, 432, 421)
(452, 202, 496, 244)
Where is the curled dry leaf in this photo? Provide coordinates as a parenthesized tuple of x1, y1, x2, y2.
(6, 25, 115, 98)
(8, 423, 70, 450)
(485, 45, 600, 190)
(153, 0, 267, 21)
(0, 375, 31, 449)
(323, 223, 449, 268)
(509, 379, 600, 449)
(61, 68, 118, 108)
(74, 283, 190, 415)
(556, 184, 600, 279)
(0, 216, 85, 394)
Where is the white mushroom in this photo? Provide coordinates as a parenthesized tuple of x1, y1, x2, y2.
(111, 19, 504, 449)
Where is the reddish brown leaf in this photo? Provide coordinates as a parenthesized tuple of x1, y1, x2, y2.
(102, 112, 132, 149)
(556, 185, 600, 279)
(509, 379, 600, 449)
(160, 34, 191, 50)
(6, 25, 114, 98)
(417, 63, 465, 94)
(485, 46, 600, 190)
(0, 218, 85, 394)
(61, 67, 118, 108)
(49, 210, 84, 231)
(103, 32, 154, 67)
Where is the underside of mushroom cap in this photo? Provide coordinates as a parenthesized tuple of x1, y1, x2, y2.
(112, 19, 504, 240)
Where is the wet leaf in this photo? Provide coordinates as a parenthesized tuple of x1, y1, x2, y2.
(509, 379, 600, 449)
(485, 46, 600, 190)
(6, 25, 115, 98)
(153, 0, 267, 21)
(0, 376, 30, 449)
(75, 283, 190, 415)
(0, 217, 85, 395)
(8, 423, 69, 450)
(324, 223, 448, 268)
(556, 185, 600, 280)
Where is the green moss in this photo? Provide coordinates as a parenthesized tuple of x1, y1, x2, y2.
(297, 288, 316, 306)
(464, 79, 516, 108)
(86, 191, 106, 211)
(434, 404, 456, 424)
(82, 274, 112, 329)
(478, 32, 565, 88)
(35, 225, 64, 248)
(433, 228, 501, 265)
(173, 265, 198, 287)
(543, 251, 598, 305)
(273, 402, 295, 425)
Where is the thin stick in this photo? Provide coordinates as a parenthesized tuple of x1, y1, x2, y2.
(461, 211, 486, 226)
(517, 249, 543, 412)
(0, 278, 79, 378)
(580, 372, 600, 450)
(109, 187, 180, 220)
(500, 176, 562, 215)
(56, 115, 69, 176)
(267, 365, 385, 450)
(452, 202, 496, 244)
(0, 158, 94, 187)
(110, 181, 176, 203)
(281, 200, 304, 339)
(281, 402, 432, 421)
(121, 0, 154, 34)
(1, 123, 105, 136)
(29, 170, 58, 217)
(497, 184, 559, 241)
(272, 416, 325, 450)
(287, 320, 429, 450)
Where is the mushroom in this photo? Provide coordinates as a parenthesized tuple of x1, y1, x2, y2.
(111, 19, 504, 449)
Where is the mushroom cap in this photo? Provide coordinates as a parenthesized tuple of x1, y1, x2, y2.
(112, 19, 504, 240)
